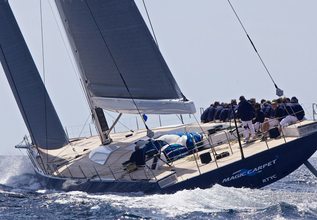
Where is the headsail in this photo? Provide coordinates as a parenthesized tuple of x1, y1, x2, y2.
(55, 0, 195, 114)
(0, 1, 68, 149)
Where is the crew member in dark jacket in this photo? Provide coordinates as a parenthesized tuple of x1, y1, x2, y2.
(207, 101, 219, 122)
(214, 103, 224, 121)
(253, 103, 265, 132)
(262, 101, 274, 118)
(228, 99, 238, 120)
(275, 98, 287, 121)
(280, 96, 305, 127)
(201, 104, 212, 123)
(219, 104, 230, 122)
(237, 96, 256, 142)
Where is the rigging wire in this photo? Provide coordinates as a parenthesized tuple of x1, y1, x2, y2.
(142, 0, 159, 48)
(44, 0, 96, 164)
(176, 114, 185, 124)
(141, 0, 189, 102)
(50, 114, 92, 163)
(48, 0, 112, 145)
(78, 114, 92, 137)
(227, 0, 284, 97)
(40, 0, 46, 85)
(0, 45, 46, 174)
(39, 0, 50, 171)
(47, 1, 91, 112)
(84, 0, 153, 137)
(104, 111, 134, 133)
(49, 1, 138, 141)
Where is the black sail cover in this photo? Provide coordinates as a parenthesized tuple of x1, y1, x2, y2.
(0, 1, 68, 149)
(55, 0, 195, 114)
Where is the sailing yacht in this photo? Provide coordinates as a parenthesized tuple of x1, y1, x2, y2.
(1, 0, 317, 194)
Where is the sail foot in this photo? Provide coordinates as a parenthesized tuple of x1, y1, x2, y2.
(92, 97, 196, 115)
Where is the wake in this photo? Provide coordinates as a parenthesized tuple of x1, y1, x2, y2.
(0, 156, 316, 218)
(45, 184, 317, 219)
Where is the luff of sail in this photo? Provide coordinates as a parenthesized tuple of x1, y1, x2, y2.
(55, 0, 195, 114)
(0, 1, 68, 149)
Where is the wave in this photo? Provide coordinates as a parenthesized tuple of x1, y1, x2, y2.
(39, 184, 317, 219)
(0, 155, 41, 191)
(45, 157, 317, 218)
(0, 156, 317, 218)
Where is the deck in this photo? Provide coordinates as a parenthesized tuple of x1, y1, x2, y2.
(35, 120, 317, 186)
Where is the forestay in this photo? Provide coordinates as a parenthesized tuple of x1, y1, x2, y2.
(55, 0, 195, 114)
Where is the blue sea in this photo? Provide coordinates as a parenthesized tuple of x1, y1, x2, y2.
(0, 155, 317, 219)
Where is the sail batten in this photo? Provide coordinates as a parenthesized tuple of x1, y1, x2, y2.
(55, 0, 195, 114)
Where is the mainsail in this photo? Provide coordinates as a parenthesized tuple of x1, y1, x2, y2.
(0, 1, 68, 149)
(55, 0, 195, 114)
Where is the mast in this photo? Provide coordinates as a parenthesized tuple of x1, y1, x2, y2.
(68, 45, 111, 145)
(54, 0, 195, 142)
(88, 88, 111, 144)
(53, 2, 111, 145)
(79, 73, 111, 144)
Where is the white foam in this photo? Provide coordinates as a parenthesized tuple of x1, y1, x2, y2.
(1, 156, 317, 218)
(0, 155, 40, 190)
(43, 184, 317, 218)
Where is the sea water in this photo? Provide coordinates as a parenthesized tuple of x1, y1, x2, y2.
(0, 155, 317, 219)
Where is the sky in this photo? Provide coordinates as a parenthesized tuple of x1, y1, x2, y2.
(1, 0, 317, 155)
